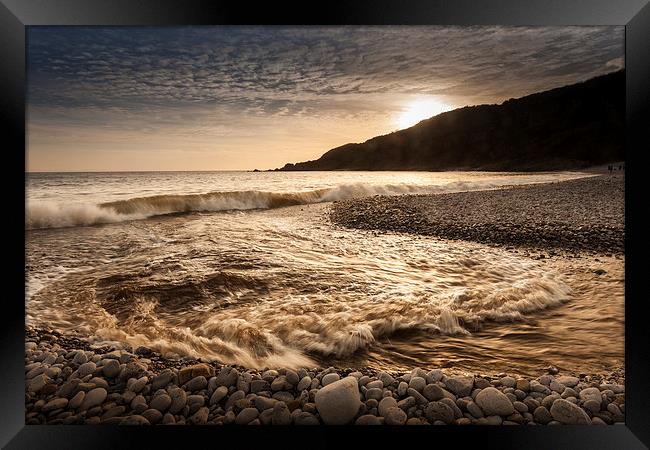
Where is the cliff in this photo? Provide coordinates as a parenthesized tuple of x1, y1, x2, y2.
(277, 70, 624, 171)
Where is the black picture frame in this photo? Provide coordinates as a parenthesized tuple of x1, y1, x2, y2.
(2, 1, 648, 448)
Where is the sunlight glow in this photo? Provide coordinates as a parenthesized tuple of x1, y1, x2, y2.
(395, 98, 452, 129)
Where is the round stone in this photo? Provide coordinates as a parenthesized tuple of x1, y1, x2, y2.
(150, 393, 172, 412)
(423, 384, 445, 401)
(444, 376, 474, 397)
(168, 387, 187, 414)
(549, 399, 591, 425)
(321, 373, 340, 386)
(141, 408, 163, 424)
(315, 376, 361, 425)
(297, 376, 312, 392)
(77, 362, 96, 377)
(355, 414, 382, 425)
(409, 377, 426, 393)
(475, 387, 515, 416)
(378, 396, 398, 417)
(424, 401, 455, 424)
(184, 375, 207, 392)
(42, 398, 68, 413)
(271, 402, 292, 425)
(80, 388, 107, 411)
(119, 415, 150, 425)
(384, 407, 407, 425)
(235, 407, 259, 425)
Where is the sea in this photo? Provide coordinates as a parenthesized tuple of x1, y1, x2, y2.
(25, 170, 624, 376)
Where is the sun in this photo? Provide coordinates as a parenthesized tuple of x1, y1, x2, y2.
(395, 98, 452, 130)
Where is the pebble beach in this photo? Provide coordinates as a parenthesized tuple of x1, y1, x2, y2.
(25, 172, 625, 426)
(25, 327, 624, 426)
(330, 174, 624, 255)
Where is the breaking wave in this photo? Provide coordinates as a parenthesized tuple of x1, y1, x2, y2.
(26, 177, 586, 230)
(26, 183, 437, 230)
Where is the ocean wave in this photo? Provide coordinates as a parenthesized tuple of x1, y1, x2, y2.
(26, 173, 596, 230)
(26, 183, 434, 230)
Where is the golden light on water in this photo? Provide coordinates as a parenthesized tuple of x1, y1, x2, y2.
(395, 98, 452, 130)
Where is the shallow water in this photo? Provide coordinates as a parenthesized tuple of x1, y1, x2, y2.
(25, 170, 623, 376)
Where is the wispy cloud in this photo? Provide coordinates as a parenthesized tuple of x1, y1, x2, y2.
(27, 26, 624, 171)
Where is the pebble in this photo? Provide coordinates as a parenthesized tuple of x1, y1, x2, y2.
(184, 375, 207, 392)
(102, 405, 126, 420)
(215, 367, 239, 387)
(384, 407, 407, 425)
(79, 388, 107, 410)
(378, 372, 395, 387)
(209, 385, 228, 406)
(408, 388, 429, 405)
(467, 401, 483, 418)
(189, 406, 209, 425)
(425, 401, 455, 424)
(356, 414, 382, 425)
(579, 387, 602, 405)
(444, 376, 474, 397)
(168, 387, 187, 414)
(150, 393, 172, 412)
(177, 364, 205, 385)
(365, 388, 383, 401)
(315, 376, 361, 425)
(68, 391, 85, 409)
(296, 376, 312, 392)
(151, 369, 174, 389)
(72, 352, 88, 365)
(422, 384, 445, 401)
(41, 398, 68, 413)
(285, 370, 299, 386)
(225, 390, 245, 410)
(293, 412, 319, 425)
(77, 361, 96, 377)
(272, 391, 294, 403)
(555, 376, 580, 388)
(378, 397, 398, 417)
(440, 397, 463, 419)
(397, 381, 408, 397)
(475, 387, 514, 416)
(236, 407, 259, 425)
(500, 377, 516, 388)
(127, 376, 148, 393)
(23, 328, 625, 426)
(516, 379, 530, 392)
(120, 415, 150, 425)
(321, 373, 340, 386)
(141, 408, 163, 424)
(513, 401, 528, 413)
(409, 376, 426, 393)
(250, 379, 269, 393)
(28, 374, 51, 393)
(550, 399, 592, 425)
(271, 402, 292, 425)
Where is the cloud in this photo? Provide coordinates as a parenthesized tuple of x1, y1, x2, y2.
(29, 26, 623, 110)
(26, 26, 624, 170)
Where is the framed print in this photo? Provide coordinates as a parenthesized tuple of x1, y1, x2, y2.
(1, 0, 649, 448)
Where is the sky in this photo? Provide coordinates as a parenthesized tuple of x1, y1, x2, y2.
(27, 26, 624, 172)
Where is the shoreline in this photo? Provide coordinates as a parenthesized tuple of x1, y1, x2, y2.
(25, 327, 624, 425)
(329, 174, 624, 256)
(25, 172, 625, 426)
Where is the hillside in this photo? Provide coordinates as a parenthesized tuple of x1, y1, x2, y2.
(277, 70, 624, 171)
